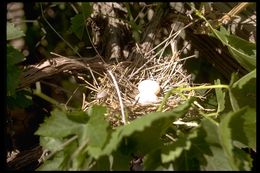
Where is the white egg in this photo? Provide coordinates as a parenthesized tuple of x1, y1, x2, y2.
(138, 80, 160, 95)
(135, 92, 159, 105)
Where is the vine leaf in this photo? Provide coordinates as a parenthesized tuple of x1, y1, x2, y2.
(211, 27, 256, 71)
(172, 118, 233, 171)
(84, 106, 110, 158)
(7, 22, 25, 40)
(7, 45, 24, 95)
(223, 107, 256, 151)
(229, 70, 256, 111)
(214, 79, 226, 114)
(81, 2, 92, 18)
(101, 98, 194, 158)
(70, 14, 85, 40)
(160, 130, 197, 164)
(219, 107, 254, 170)
(35, 109, 83, 138)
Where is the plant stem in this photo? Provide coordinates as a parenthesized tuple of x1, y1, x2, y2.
(157, 84, 229, 112)
(33, 89, 65, 111)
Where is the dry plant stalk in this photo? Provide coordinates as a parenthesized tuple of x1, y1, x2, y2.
(83, 22, 195, 127)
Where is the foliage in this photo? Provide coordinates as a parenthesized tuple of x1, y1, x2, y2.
(193, 6, 256, 72)
(7, 2, 255, 171)
(35, 67, 256, 170)
(7, 22, 32, 109)
(7, 22, 25, 41)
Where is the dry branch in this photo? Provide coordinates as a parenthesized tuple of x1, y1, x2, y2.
(18, 56, 107, 89)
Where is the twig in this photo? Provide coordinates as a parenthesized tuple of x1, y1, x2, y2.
(42, 135, 78, 162)
(40, 3, 82, 58)
(65, 86, 80, 109)
(107, 70, 127, 124)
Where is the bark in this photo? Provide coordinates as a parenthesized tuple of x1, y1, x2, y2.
(7, 146, 43, 170)
(18, 56, 107, 89)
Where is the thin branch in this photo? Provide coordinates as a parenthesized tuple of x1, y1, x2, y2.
(107, 70, 127, 125)
(40, 3, 82, 57)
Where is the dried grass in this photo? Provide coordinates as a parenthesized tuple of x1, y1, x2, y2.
(81, 26, 196, 127)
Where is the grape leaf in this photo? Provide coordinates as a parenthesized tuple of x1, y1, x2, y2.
(7, 45, 24, 95)
(37, 152, 64, 171)
(7, 90, 32, 109)
(226, 35, 256, 71)
(232, 69, 256, 89)
(70, 14, 85, 40)
(66, 110, 89, 123)
(81, 2, 92, 18)
(219, 107, 253, 171)
(174, 118, 233, 171)
(40, 136, 64, 152)
(7, 22, 25, 40)
(35, 109, 83, 138)
(143, 149, 163, 171)
(109, 151, 132, 171)
(99, 98, 194, 165)
(160, 130, 197, 164)
(84, 106, 110, 158)
(212, 27, 256, 71)
(214, 79, 226, 114)
(90, 156, 111, 171)
(229, 70, 256, 111)
(225, 107, 256, 151)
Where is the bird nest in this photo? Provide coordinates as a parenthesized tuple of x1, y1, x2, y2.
(81, 47, 194, 127)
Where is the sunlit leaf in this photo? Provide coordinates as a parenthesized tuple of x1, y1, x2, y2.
(35, 109, 83, 138)
(219, 107, 253, 171)
(161, 130, 197, 163)
(214, 79, 226, 114)
(7, 22, 25, 40)
(37, 152, 64, 170)
(181, 118, 232, 171)
(84, 106, 110, 158)
(211, 27, 256, 71)
(229, 70, 256, 111)
(100, 98, 194, 160)
(228, 107, 256, 151)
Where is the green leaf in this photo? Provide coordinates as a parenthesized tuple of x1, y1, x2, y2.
(7, 45, 24, 95)
(37, 152, 64, 171)
(40, 136, 64, 152)
(35, 109, 83, 138)
(101, 98, 194, 161)
(161, 130, 197, 164)
(232, 69, 256, 89)
(183, 119, 232, 170)
(214, 79, 226, 114)
(70, 14, 85, 40)
(90, 156, 111, 171)
(109, 151, 132, 171)
(219, 107, 253, 171)
(228, 107, 256, 151)
(7, 90, 32, 109)
(7, 22, 25, 40)
(84, 106, 110, 158)
(66, 110, 89, 123)
(229, 70, 256, 111)
(81, 2, 92, 18)
(7, 45, 24, 65)
(211, 27, 256, 71)
(226, 35, 256, 71)
(143, 149, 163, 171)
(212, 27, 228, 44)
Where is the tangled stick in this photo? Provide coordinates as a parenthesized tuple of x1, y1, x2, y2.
(18, 56, 107, 90)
